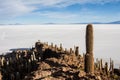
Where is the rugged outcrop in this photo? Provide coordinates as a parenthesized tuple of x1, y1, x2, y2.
(0, 24, 120, 80)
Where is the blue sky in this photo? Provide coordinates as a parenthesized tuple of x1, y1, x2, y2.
(0, 0, 120, 24)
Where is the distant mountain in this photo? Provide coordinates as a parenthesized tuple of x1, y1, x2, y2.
(81, 22, 103, 24)
(0, 21, 120, 25)
(85, 21, 120, 24)
(70, 21, 120, 24)
(108, 21, 120, 24)
(0, 23, 23, 25)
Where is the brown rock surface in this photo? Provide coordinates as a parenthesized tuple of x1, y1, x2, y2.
(24, 47, 83, 80)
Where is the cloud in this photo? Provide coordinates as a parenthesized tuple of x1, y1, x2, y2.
(0, 0, 120, 20)
(22, 0, 120, 8)
(34, 11, 78, 19)
(0, 0, 35, 19)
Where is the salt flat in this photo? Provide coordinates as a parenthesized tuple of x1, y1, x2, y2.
(0, 24, 120, 68)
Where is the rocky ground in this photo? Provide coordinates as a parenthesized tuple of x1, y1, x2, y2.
(23, 46, 119, 80)
(24, 48, 85, 80)
(0, 41, 120, 80)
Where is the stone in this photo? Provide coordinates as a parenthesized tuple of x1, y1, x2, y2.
(78, 71, 86, 77)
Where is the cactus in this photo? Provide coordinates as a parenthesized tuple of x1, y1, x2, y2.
(32, 51, 37, 61)
(111, 60, 114, 74)
(109, 58, 114, 74)
(54, 44, 57, 51)
(83, 53, 85, 59)
(6, 58, 9, 66)
(100, 59, 103, 69)
(109, 58, 112, 71)
(75, 46, 79, 56)
(70, 48, 72, 54)
(95, 58, 98, 69)
(104, 62, 109, 75)
(65, 48, 67, 53)
(99, 59, 103, 72)
(85, 24, 94, 73)
(51, 43, 53, 48)
(60, 43, 63, 51)
(1, 56, 5, 67)
(86, 24, 93, 54)
(95, 58, 100, 70)
(85, 54, 94, 73)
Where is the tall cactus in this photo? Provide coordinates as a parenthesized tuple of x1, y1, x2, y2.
(95, 58, 99, 70)
(75, 46, 79, 56)
(70, 48, 72, 54)
(60, 43, 63, 51)
(54, 44, 57, 51)
(86, 24, 93, 54)
(85, 24, 94, 73)
(100, 59, 103, 69)
(111, 60, 114, 74)
(109, 58, 114, 74)
(104, 62, 109, 75)
(99, 59, 103, 72)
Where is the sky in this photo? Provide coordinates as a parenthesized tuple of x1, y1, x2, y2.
(0, 0, 120, 24)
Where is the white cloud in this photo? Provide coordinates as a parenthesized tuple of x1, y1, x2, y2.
(22, 0, 120, 7)
(0, 0, 120, 20)
(34, 11, 78, 19)
(0, 0, 35, 19)
(23, 0, 65, 6)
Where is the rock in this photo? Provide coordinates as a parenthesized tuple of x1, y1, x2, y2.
(78, 71, 86, 77)
(33, 70, 52, 80)
(0, 72, 2, 80)
(43, 76, 65, 80)
(38, 62, 50, 70)
(95, 76, 101, 80)
(62, 67, 69, 72)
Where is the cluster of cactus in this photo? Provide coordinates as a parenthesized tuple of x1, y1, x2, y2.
(0, 51, 37, 79)
(95, 58, 103, 72)
(38, 41, 81, 57)
(0, 40, 46, 79)
(95, 58, 114, 76)
(84, 24, 94, 73)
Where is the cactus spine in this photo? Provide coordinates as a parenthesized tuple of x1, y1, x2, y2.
(85, 24, 94, 73)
